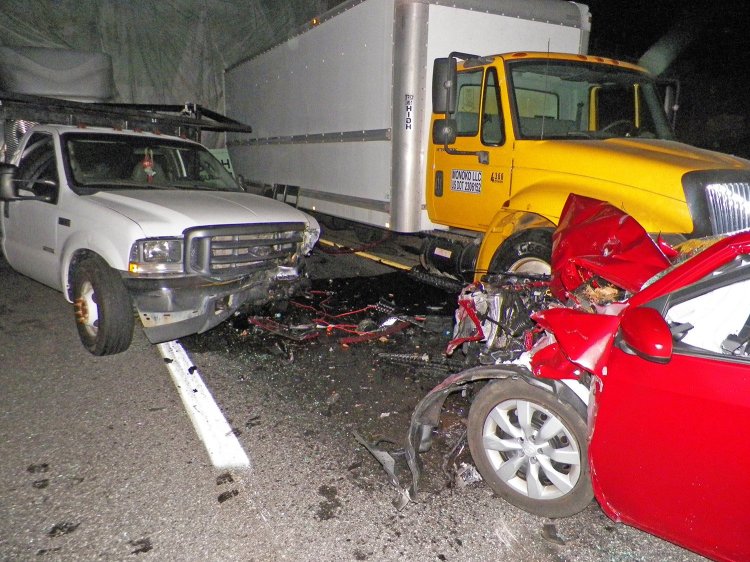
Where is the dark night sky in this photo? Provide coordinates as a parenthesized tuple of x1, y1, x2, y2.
(585, 0, 747, 62)
(584, 0, 750, 153)
(586, 0, 691, 60)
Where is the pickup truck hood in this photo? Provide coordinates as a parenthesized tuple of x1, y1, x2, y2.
(514, 138, 750, 201)
(87, 189, 312, 237)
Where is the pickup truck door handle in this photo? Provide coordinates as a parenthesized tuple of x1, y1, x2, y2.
(58, 217, 71, 227)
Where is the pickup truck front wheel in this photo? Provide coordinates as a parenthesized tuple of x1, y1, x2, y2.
(72, 257, 134, 355)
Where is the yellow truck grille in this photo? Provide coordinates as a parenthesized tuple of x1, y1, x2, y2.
(706, 182, 750, 235)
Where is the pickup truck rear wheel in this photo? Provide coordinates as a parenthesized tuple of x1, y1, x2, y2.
(488, 229, 552, 275)
(72, 257, 134, 355)
(467, 379, 593, 518)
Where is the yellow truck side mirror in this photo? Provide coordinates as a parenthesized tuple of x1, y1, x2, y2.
(432, 118, 457, 145)
(432, 58, 457, 114)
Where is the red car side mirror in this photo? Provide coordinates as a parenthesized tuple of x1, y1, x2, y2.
(620, 307, 673, 363)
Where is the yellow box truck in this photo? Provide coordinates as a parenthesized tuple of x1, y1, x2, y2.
(225, 0, 750, 281)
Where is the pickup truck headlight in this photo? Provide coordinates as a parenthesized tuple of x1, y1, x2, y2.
(129, 238, 184, 274)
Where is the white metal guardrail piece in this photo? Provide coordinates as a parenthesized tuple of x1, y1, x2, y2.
(158, 340, 250, 469)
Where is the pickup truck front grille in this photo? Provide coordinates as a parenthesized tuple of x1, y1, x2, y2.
(705, 182, 750, 235)
(184, 223, 305, 278)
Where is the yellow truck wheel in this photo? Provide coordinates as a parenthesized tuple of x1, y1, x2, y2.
(488, 229, 553, 275)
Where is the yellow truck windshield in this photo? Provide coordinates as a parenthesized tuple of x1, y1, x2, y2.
(507, 60, 675, 141)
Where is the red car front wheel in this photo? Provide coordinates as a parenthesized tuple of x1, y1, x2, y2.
(467, 379, 593, 518)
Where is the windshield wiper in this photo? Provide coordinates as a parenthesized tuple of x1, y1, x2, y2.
(78, 181, 176, 191)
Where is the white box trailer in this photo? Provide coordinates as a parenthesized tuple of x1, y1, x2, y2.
(224, 0, 590, 233)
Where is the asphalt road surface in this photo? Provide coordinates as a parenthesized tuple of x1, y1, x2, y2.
(0, 247, 706, 561)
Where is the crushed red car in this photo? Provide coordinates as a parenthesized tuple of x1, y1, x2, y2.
(367, 194, 750, 562)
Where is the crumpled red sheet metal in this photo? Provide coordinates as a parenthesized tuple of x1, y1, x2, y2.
(550, 194, 672, 300)
(532, 307, 622, 377)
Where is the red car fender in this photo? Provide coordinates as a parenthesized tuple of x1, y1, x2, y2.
(529, 340, 582, 380)
(532, 307, 622, 378)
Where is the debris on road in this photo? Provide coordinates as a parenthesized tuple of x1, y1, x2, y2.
(47, 522, 80, 537)
(541, 523, 566, 546)
(225, 273, 457, 349)
(216, 472, 235, 486)
(247, 317, 319, 342)
(454, 463, 482, 489)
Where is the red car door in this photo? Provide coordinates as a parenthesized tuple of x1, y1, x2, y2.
(589, 289, 750, 560)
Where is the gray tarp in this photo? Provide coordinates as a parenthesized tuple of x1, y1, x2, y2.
(0, 0, 331, 111)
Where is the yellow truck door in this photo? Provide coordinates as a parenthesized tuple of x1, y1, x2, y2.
(427, 66, 512, 232)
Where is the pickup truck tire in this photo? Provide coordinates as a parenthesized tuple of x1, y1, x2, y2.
(72, 257, 134, 355)
(488, 229, 552, 275)
(467, 379, 593, 518)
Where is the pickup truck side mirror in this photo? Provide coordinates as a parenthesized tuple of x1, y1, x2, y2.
(0, 163, 55, 202)
(0, 163, 20, 200)
(619, 306, 673, 363)
(432, 57, 457, 114)
(432, 118, 457, 145)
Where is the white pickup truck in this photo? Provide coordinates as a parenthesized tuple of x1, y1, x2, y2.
(0, 94, 320, 355)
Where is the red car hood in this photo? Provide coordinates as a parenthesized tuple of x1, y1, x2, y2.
(549, 194, 672, 300)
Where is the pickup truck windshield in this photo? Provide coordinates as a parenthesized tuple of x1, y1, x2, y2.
(507, 60, 674, 141)
(64, 133, 240, 192)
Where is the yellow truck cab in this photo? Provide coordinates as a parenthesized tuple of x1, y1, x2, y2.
(429, 51, 750, 278)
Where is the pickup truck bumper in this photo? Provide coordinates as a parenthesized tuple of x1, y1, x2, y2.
(122, 266, 306, 343)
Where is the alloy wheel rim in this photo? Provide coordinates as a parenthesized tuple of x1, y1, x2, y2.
(481, 398, 581, 500)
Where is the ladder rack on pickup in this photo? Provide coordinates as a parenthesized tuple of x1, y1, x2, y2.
(0, 90, 252, 145)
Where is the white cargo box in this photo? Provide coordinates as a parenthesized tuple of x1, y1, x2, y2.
(225, 0, 589, 232)
(0, 46, 114, 102)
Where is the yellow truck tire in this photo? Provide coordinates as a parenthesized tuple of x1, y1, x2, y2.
(487, 228, 553, 275)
